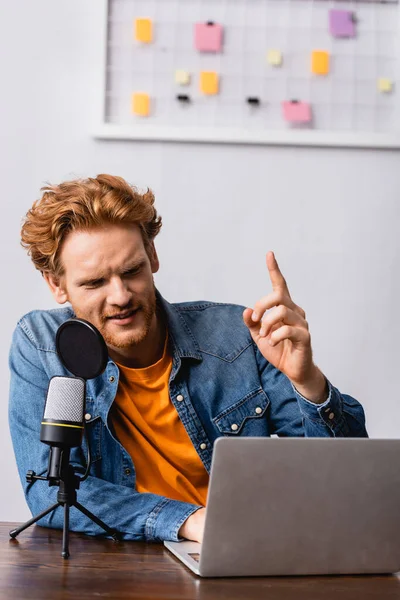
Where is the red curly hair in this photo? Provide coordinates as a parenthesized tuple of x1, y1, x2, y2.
(20, 174, 162, 276)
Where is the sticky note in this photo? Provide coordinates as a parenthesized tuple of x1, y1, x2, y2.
(329, 10, 356, 38)
(135, 18, 152, 43)
(195, 22, 223, 53)
(378, 78, 393, 93)
(282, 101, 312, 124)
(175, 70, 191, 86)
(267, 50, 283, 67)
(132, 93, 150, 116)
(312, 51, 329, 75)
(200, 71, 219, 95)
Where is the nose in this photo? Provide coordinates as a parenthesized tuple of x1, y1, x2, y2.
(107, 277, 133, 307)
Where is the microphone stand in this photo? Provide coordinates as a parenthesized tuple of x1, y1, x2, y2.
(9, 445, 121, 558)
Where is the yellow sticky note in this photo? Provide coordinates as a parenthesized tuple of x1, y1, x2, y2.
(175, 70, 191, 86)
(378, 78, 393, 93)
(135, 18, 152, 43)
(311, 51, 329, 75)
(200, 71, 219, 95)
(132, 93, 150, 116)
(267, 50, 283, 67)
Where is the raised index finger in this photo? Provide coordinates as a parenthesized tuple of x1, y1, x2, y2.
(267, 251, 291, 296)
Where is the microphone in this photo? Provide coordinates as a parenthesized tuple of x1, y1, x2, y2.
(10, 316, 119, 556)
(40, 376, 86, 480)
(41, 318, 107, 481)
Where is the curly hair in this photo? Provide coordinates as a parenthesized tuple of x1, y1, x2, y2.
(21, 174, 162, 276)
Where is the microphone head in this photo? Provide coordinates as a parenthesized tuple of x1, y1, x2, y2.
(41, 376, 86, 448)
(56, 318, 108, 380)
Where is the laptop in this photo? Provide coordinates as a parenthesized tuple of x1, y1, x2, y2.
(164, 437, 400, 577)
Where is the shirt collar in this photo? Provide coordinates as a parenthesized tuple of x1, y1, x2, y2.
(155, 289, 202, 363)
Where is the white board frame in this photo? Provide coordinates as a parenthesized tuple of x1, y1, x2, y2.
(93, 0, 400, 149)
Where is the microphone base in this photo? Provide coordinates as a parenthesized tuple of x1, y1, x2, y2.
(9, 461, 121, 557)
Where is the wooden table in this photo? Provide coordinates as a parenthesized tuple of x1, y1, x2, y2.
(2, 522, 400, 599)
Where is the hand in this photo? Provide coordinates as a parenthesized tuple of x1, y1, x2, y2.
(178, 507, 206, 543)
(243, 252, 326, 402)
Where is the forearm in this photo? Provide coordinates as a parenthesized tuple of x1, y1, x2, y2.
(255, 348, 368, 438)
(288, 365, 367, 437)
(12, 420, 199, 543)
(24, 471, 200, 541)
(293, 380, 368, 438)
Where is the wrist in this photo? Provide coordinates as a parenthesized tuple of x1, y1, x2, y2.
(291, 366, 328, 404)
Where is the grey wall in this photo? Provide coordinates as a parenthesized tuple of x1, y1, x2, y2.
(1, 0, 399, 522)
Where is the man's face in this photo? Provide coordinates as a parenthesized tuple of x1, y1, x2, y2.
(45, 223, 160, 354)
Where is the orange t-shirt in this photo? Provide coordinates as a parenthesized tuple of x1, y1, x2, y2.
(110, 337, 209, 507)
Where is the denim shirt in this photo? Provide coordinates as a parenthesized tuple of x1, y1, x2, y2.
(9, 292, 367, 542)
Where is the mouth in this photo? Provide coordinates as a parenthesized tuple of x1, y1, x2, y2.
(106, 308, 139, 324)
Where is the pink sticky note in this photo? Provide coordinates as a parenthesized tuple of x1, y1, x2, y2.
(195, 22, 223, 53)
(282, 101, 312, 124)
(329, 10, 356, 38)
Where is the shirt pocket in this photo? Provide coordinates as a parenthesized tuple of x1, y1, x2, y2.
(213, 388, 270, 436)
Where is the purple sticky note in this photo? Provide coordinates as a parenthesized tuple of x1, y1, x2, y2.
(282, 101, 312, 124)
(329, 10, 356, 38)
(195, 22, 223, 53)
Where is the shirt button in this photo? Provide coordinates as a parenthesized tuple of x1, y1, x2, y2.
(176, 394, 184, 402)
(125, 468, 131, 476)
(328, 412, 335, 420)
(84, 413, 91, 421)
(200, 443, 207, 450)
(231, 424, 239, 432)
(255, 407, 262, 415)
(109, 376, 115, 383)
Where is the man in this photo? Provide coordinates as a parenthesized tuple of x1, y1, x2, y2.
(9, 174, 367, 544)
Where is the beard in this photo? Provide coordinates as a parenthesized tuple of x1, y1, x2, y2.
(77, 284, 158, 351)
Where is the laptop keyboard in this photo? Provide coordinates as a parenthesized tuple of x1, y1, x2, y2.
(188, 553, 200, 563)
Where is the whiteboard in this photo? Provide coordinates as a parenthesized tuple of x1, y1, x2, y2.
(94, 0, 400, 148)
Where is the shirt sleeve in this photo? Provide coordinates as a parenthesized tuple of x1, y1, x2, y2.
(254, 344, 368, 438)
(8, 323, 200, 542)
(291, 379, 368, 437)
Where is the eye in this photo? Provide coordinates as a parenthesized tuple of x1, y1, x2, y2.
(84, 279, 104, 289)
(123, 267, 141, 277)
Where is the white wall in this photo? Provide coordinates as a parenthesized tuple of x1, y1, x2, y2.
(1, 0, 399, 522)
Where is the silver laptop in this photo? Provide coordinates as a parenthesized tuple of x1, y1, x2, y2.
(164, 438, 400, 577)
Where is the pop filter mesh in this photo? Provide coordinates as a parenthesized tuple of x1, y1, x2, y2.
(56, 319, 108, 380)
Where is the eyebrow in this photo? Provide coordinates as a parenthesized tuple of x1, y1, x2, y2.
(75, 258, 147, 287)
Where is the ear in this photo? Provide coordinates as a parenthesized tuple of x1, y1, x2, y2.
(148, 242, 160, 274)
(43, 272, 69, 304)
